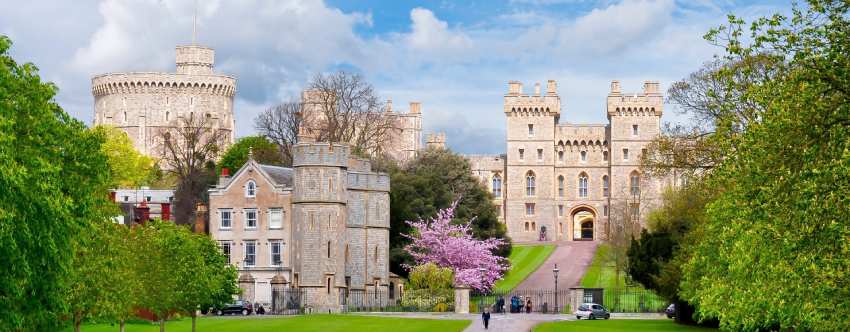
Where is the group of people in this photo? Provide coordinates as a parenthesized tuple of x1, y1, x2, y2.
(510, 295, 533, 313)
(480, 296, 536, 330)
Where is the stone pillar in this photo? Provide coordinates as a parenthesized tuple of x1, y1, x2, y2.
(569, 288, 584, 314)
(270, 274, 289, 314)
(454, 285, 470, 314)
(239, 273, 256, 302)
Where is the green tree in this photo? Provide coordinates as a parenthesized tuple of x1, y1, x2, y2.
(387, 148, 510, 277)
(678, 1, 850, 330)
(0, 35, 114, 331)
(407, 263, 454, 291)
(93, 125, 156, 188)
(217, 135, 283, 173)
(175, 231, 238, 332)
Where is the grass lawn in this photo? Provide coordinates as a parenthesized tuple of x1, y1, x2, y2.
(69, 314, 471, 332)
(534, 319, 717, 331)
(579, 244, 666, 312)
(493, 244, 556, 291)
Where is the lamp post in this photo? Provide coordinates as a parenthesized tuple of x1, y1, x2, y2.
(553, 264, 560, 313)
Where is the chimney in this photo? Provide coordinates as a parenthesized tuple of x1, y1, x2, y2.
(508, 81, 523, 95)
(109, 191, 116, 202)
(643, 81, 660, 94)
(534, 82, 541, 95)
(194, 203, 208, 234)
(409, 102, 421, 114)
(610, 80, 621, 95)
(546, 80, 557, 95)
(219, 168, 231, 187)
(386, 99, 393, 113)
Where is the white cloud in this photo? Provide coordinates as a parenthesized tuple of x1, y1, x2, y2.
(405, 8, 472, 58)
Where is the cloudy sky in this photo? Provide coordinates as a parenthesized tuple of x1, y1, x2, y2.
(1, 0, 790, 154)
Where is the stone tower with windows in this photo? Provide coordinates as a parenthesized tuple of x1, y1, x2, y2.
(291, 142, 349, 311)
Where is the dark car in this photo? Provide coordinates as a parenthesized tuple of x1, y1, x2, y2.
(665, 303, 676, 319)
(215, 300, 253, 316)
(574, 303, 610, 320)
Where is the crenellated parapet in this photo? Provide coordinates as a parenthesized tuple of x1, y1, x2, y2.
(504, 80, 561, 116)
(606, 80, 663, 117)
(347, 172, 390, 192)
(91, 72, 236, 97)
(291, 143, 350, 168)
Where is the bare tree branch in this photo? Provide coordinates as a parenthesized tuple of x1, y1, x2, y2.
(254, 101, 302, 166)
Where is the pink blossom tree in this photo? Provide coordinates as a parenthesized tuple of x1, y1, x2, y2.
(404, 201, 510, 292)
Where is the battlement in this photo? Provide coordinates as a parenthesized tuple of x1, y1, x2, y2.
(504, 80, 561, 115)
(292, 142, 350, 168)
(606, 80, 663, 117)
(426, 132, 446, 149)
(91, 73, 236, 97)
(347, 172, 390, 192)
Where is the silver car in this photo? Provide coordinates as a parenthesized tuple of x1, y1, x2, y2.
(575, 303, 611, 320)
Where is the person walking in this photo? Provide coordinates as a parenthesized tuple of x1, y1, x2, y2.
(526, 297, 532, 314)
(482, 308, 491, 329)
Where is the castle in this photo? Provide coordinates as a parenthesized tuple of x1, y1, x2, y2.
(468, 80, 671, 242)
(208, 140, 392, 311)
(91, 44, 237, 159)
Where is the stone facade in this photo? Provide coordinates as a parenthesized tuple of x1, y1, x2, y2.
(208, 141, 390, 311)
(91, 44, 236, 159)
(469, 80, 671, 242)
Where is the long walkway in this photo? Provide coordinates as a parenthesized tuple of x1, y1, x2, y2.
(515, 240, 598, 289)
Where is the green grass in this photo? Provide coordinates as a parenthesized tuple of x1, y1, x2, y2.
(493, 244, 556, 291)
(579, 244, 666, 312)
(534, 319, 717, 332)
(68, 315, 471, 332)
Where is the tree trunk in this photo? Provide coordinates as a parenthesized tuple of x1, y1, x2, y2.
(159, 318, 165, 332)
(119, 319, 126, 332)
(192, 313, 197, 332)
(74, 316, 81, 332)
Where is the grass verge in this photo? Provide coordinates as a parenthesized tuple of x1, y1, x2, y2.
(579, 244, 666, 312)
(493, 244, 556, 291)
(534, 319, 717, 331)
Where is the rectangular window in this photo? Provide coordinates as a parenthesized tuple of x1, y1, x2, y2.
(630, 204, 640, 221)
(623, 148, 630, 161)
(558, 205, 564, 217)
(220, 209, 232, 229)
(245, 209, 258, 229)
(269, 208, 283, 229)
(519, 148, 525, 160)
(632, 124, 639, 136)
(245, 240, 256, 267)
(603, 151, 609, 162)
(528, 124, 534, 136)
(145, 196, 152, 202)
(219, 241, 231, 264)
(537, 149, 543, 161)
(525, 203, 535, 216)
(603, 205, 609, 217)
(270, 240, 282, 266)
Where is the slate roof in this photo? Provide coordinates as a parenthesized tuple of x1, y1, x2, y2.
(259, 164, 294, 187)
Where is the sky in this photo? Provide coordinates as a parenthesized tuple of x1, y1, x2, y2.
(0, 0, 791, 154)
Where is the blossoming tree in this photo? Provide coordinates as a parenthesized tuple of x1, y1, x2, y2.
(404, 201, 509, 291)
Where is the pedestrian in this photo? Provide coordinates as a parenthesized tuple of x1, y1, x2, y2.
(482, 307, 491, 329)
(526, 297, 532, 314)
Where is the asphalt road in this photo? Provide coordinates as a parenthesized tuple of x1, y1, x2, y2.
(515, 241, 598, 290)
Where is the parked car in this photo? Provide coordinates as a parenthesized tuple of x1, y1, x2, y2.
(575, 303, 610, 320)
(665, 303, 676, 319)
(214, 300, 253, 316)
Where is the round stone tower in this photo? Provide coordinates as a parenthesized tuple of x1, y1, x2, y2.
(291, 142, 349, 312)
(91, 44, 236, 159)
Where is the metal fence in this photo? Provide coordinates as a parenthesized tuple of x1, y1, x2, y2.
(471, 289, 571, 314)
(340, 289, 455, 313)
(271, 288, 308, 315)
(601, 288, 666, 313)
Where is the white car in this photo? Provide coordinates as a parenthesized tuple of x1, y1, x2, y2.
(575, 303, 611, 320)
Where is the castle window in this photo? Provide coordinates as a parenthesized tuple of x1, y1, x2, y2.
(631, 203, 640, 221)
(123, 111, 128, 123)
(165, 111, 170, 122)
(327, 277, 332, 294)
(578, 173, 588, 198)
(630, 171, 641, 197)
(642, 148, 648, 158)
(603, 175, 610, 197)
(525, 171, 536, 196)
(269, 208, 283, 229)
(603, 205, 609, 217)
(558, 151, 564, 162)
(525, 203, 535, 216)
(328, 241, 332, 258)
(246, 180, 256, 197)
(525, 222, 530, 231)
(374, 246, 378, 263)
(528, 124, 534, 136)
(244, 240, 256, 267)
(537, 149, 543, 161)
(558, 175, 564, 197)
(244, 209, 258, 229)
(519, 148, 525, 161)
(492, 174, 502, 198)
(580, 151, 587, 162)
(532, 222, 536, 230)
(270, 240, 282, 266)
(219, 209, 232, 229)
(558, 204, 564, 217)
(633, 124, 639, 136)
(603, 151, 609, 162)
(623, 148, 630, 161)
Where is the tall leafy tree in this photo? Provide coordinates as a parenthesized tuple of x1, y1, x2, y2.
(0, 35, 113, 331)
(217, 135, 284, 173)
(93, 125, 156, 188)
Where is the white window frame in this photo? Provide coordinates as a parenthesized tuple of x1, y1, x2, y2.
(492, 175, 502, 198)
(219, 241, 232, 264)
(246, 180, 257, 198)
(578, 174, 588, 198)
(244, 209, 258, 230)
(219, 209, 233, 230)
(268, 208, 283, 229)
(244, 240, 256, 267)
(269, 240, 282, 266)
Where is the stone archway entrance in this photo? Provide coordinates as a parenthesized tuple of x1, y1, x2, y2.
(572, 209, 595, 241)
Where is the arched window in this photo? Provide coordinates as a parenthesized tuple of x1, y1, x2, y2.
(558, 150, 564, 161)
(580, 150, 587, 162)
(602, 175, 610, 197)
(578, 173, 588, 198)
(525, 222, 530, 231)
(492, 174, 502, 198)
(630, 171, 641, 196)
(558, 175, 564, 197)
(525, 171, 536, 196)
(603, 151, 609, 162)
(246, 180, 256, 197)
(165, 111, 170, 122)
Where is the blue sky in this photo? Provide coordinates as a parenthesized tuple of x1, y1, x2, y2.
(0, 0, 791, 154)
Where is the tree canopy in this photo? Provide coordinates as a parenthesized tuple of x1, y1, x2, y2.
(93, 125, 156, 188)
(217, 135, 283, 173)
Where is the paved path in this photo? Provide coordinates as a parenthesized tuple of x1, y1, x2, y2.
(352, 312, 666, 332)
(515, 241, 598, 289)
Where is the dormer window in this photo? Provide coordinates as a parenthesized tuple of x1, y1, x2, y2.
(246, 180, 257, 197)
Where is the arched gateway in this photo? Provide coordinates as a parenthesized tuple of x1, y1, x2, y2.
(572, 208, 596, 241)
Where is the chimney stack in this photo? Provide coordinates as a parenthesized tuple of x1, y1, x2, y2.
(643, 81, 660, 94)
(546, 80, 557, 95)
(508, 81, 523, 95)
(409, 102, 421, 114)
(610, 80, 621, 95)
(219, 168, 231, 187)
